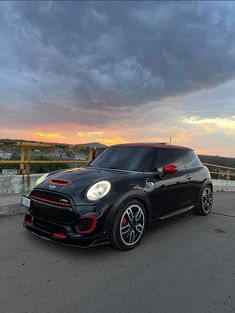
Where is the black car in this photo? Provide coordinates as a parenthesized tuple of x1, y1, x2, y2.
(22, 143, 213, 250)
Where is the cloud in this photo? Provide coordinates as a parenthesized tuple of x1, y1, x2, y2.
(0, 1, 235, 156)
(35, 132, 68, 140)
(1, 1, 235, 116)
(77, 131, 104, 137)
(183, 116, 235, 135)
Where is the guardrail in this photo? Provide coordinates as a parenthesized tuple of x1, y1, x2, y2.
(202, 163, 235, 180)
(1, 160, 235, 179)
(0, 140, 98, 174)
(0, 140, 235, 179)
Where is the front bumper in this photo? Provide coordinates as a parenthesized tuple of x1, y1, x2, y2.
(23, 211, 110, 248)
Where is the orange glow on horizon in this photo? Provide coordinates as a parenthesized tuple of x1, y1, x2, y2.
(36, 132, 68, 141)
(0, 127, 234, 157)
(0, 131, 217, 154)
(77, 131, 104, 137)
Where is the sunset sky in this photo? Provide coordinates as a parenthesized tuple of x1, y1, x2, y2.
(0, 1, 235, 156)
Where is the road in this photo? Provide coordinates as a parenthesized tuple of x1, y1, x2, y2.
(0, 193, 234, 313)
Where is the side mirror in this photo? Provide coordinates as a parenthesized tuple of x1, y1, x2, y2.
(163, 164, 177, 174)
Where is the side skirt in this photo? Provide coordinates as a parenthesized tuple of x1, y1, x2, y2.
(159, 205, 195, 220)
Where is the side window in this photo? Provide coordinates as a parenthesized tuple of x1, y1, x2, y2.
(157, 149, 185, 171)
(183, 151, 202, 168)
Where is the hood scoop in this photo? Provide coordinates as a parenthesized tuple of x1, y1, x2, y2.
(49, 179, 72, 186)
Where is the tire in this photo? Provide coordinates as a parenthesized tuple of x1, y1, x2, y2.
(110, 200, 147, 250)
(194, 185, 213, 216)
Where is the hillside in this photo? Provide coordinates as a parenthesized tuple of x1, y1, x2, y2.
(199, 155, 235, 168)
(1, 138, 235, 168)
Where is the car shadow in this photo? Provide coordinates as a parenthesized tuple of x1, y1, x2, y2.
(143, 209, 204, 242)
(21, 209, 202, 258)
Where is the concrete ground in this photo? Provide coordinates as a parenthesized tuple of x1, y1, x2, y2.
(0, 194, 24, 216)
(0, 193, 234, 313)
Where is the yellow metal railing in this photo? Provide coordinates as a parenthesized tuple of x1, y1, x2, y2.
(0, 140, 235, 179)
(202, 162, 235, 180)
(0, 140, 97, 174)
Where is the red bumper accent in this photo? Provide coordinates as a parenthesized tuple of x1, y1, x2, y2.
(24, 220, 33, 227)
(78, 216, 97, 235)
(52, 232, 67, 239)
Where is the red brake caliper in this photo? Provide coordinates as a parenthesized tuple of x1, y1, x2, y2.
(122, 216, 128, 225)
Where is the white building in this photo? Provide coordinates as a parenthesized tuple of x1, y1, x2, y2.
(0, 150, 12, 160)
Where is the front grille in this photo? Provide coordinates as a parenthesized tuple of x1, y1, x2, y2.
(33, 217, 67, 235)
(31, 189, 72, 207)
(30, 189, 75, 224)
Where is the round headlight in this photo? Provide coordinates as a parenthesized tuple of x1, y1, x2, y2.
(86, 180, 111, 201)
(36, 173, 49, 186)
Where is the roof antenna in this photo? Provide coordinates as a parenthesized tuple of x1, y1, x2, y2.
(169, 136, 172, 144)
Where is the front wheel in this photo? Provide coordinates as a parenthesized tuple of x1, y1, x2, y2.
(110, 200, 147, 250)
(194, 185, 213, 216)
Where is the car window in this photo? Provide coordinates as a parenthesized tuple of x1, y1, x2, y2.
(157, 149, 186, 171)
(183, 151, 202, 168)
(90, 146, 156, 172)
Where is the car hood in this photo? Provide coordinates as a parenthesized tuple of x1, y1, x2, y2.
(35, 167, 139, 201)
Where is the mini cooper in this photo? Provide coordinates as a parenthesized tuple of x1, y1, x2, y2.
(22, 143, 213, 250)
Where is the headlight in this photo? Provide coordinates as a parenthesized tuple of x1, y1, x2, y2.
(86, 180, 111, 201)
(36, 173, 49, 186)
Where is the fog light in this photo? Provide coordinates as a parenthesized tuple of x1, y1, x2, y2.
(76, 216, 97, 235)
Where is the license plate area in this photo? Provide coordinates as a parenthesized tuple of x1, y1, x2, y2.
(21, 195, 31, 208)
(33, 218, 56, 233)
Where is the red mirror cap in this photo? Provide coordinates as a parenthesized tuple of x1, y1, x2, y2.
(163, 164, 177, 174)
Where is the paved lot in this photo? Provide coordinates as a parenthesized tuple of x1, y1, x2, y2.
(0, 193, 234, 313)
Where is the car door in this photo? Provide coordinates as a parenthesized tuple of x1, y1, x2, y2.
(147, 148, 193, 218)
(182, 150, 204, 205)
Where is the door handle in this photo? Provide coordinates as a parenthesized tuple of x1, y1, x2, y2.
(186, 175, 192, 180)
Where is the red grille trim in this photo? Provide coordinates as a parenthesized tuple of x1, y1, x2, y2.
(31, 195, 71, 207)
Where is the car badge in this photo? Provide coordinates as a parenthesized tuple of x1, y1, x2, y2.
(60, 199, 69, 203)
(49, 185, 56, 190)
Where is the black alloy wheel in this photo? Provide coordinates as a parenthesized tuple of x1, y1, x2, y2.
(111, 200, 147, 250)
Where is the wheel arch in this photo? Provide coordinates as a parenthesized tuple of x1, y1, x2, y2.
(195, 178, 213, 204)
(194, 179, 213, 216)
(202, 178, 213, 192)
(129, 196, 150, 223)
(103, 190, 152, 234)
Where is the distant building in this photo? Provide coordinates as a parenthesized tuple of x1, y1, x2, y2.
(75, 150, 89, 161)
(0, 150, 12, 160)
(2, 169, 18, 175)
(50, 149, 67, 159)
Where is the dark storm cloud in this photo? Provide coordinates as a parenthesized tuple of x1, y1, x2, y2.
(1, 1, 235, 125)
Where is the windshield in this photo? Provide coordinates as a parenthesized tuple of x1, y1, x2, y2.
(89, 146, 156, 172)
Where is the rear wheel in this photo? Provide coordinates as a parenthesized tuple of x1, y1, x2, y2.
(195, 185, 213, 216)
(111, 200, 147, 250)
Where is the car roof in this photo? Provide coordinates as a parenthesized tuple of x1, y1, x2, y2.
(113, 143, 192, 151)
